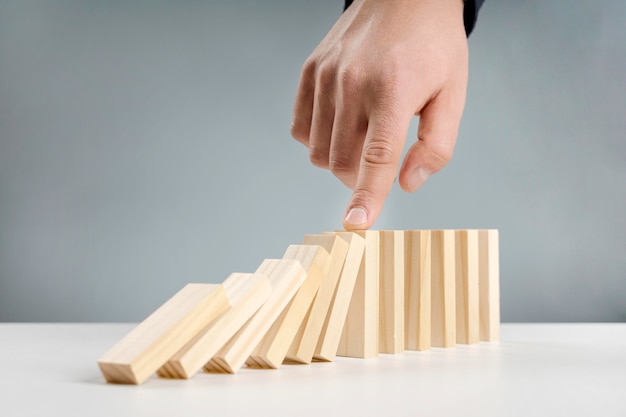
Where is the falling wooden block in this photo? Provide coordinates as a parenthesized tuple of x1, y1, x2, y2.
(313, 232, 366, 361)
(284, 235, 349, 364)
(98, 284, 229, 384)
(379, 230, 404, 354)
(204, 259, 306, 374)
(157, 273, 272, 379)
(404, 230, 431, 351)
(246, 245, 329, 369)
(337, 230, 379, 358)
(479, 229, 500, 341)
(455, 230, 479, 344)
(431, 230, 456, 348)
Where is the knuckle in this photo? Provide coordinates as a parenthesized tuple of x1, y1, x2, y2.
(362, 140, 397, 166)
(309, 146, 329, 168)
(429, 142, 455, 167)
(330, 153, 357, 175)
(290, 121, 308, 144)
(339, 65, 362, 95)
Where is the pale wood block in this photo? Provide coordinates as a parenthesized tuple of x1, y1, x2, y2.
(337, 230, 379, 358)
(379, 230, 405, 354)
(157, 273, 272, 379)
(479, 229, 500, 342)
(246, 245, 330, 369)
(284, 234, 349, 364)
(203, 259, 306, 374)
(431, 230, 456, 348)
(455, 230, 480, 344)
(98, 284, 229, 384)
(313, 232, 366, 361)
(404, 230, 431, 351)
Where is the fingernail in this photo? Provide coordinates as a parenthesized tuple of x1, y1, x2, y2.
(344, 207, 368, 226)
(407, 167, 431, 192)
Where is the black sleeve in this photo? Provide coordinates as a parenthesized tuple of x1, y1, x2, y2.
(343, 0, 485, 37)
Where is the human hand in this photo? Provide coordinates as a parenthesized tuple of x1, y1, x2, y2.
(291, 0, 468, 230)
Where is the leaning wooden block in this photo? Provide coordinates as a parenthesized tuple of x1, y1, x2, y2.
(284, 235, 349, 364)
(337, 230, 380, 359)
(431, 230, 456, 348)
(157, 273, 272, 379)
(455, 230, 479, 344)
(98, 283, 229, 384)
(247, 245, 330, 369)
(404, 230, 431, 351)
(314, 232, 366, 361)
(479, 229, 500, 342)
(379, 230, 405, 354)
(204, 259, 306, 374)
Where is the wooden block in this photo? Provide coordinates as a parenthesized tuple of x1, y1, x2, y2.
(337, 230, 379, 358)
(157, 273, 272, 379)
(479, 229, 500, 341)
(284, 235, 349, 364)
(313, 232, 366, 361)
(98, 284, 229, 384)
(379, 230, 404, 354)
(404, 230, 431, 351)
(431, 230, 456, 348)
(204, 259, 306, 374)
(247, 245, 330, 369)
(455, 230, 479, 344)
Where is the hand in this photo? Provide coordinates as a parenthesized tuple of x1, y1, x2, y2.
(291, 0, 468, 230)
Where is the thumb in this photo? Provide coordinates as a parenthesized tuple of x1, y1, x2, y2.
(399, 89, 464, 192)
(343, 112, 410, 230)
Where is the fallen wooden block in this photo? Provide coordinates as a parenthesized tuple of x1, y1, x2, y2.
(204, 259, 306, 374)
(455, 230, 479, 344)
(479, 229, 500, 342)
(404, 230, 431, 351)
(431, 230, 456, 348)
(379, 230, 404, 354)
(246, 245, 329, 369)
(284, 234, 349, 364)
(314, 232, 366, 361)
(98, 283, 229, 384)
(337, 230, 380, 359)
(157, 273, 272, 379)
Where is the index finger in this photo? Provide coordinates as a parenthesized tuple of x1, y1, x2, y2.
(343, 110, 411, 230)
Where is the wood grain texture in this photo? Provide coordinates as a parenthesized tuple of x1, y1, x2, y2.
(337, 230, 379, 359)
(479, 229, 500, 342)
(284, 235, 349, 364)
(379, 230, 404, 354)
(431, 230, 456, 348)
(314, 232, 366, 361)
(157, 273, 272, 379)
(404, 230, 431, 351)
(455, 230, 479, 344)
(246, 245, 329, 369)
(204, 259, 306, 374)
(98, 284, 229, 384)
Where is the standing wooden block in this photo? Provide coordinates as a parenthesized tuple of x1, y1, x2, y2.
(284, 235, 349, 364)
(379, 230, 405, 354)
(430, 230, 456, 348)
(337, 230, 379, 359)
(98, 284, 229, 384)
(479, 229, 500, 341)
(404, 230, 431, 351)
(204, 259, 306, 374)
(313, 232, 366, 361)
(246, 245, 330, 369)
(157, 273, 272, 379)
(455, 230, 479, 344)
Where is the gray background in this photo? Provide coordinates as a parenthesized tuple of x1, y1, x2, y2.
(1, 1, 624, 322)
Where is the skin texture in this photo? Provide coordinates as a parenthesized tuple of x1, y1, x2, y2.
(291, 0, 468, 230)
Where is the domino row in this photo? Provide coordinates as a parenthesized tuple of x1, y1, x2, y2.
(98, 229, 500, 384)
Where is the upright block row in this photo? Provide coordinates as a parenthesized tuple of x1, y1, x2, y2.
(98, 229, 499, 384)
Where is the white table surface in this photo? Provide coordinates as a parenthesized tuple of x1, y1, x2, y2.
(1, 323, 624, 417)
